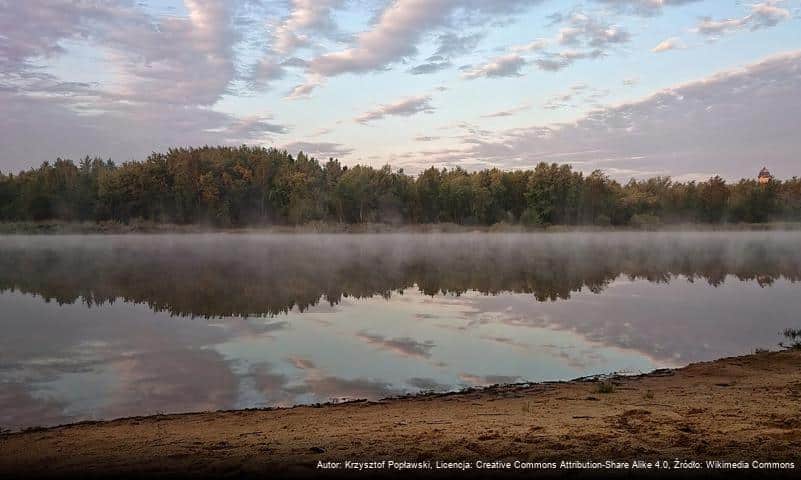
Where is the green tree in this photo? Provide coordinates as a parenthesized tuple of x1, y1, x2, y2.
(698, 176, 730, 223)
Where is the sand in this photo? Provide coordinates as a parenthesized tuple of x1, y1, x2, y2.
(1, 350, 800, 478)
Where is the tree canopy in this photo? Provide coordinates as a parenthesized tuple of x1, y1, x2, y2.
(1, 146, 799, 226)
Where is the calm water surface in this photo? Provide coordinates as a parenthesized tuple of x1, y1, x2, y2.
(1, 232, 800, 430)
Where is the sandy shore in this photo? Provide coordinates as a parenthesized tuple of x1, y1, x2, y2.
(1, 350, 800, 478)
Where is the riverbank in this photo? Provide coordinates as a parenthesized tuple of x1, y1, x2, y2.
(2, 220, 801, 234)
(1, 350, 799, 478)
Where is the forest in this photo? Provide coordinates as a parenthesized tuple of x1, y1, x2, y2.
(0, 146, 799, 227)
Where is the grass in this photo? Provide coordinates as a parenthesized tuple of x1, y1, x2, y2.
(644, 390, 655, 400)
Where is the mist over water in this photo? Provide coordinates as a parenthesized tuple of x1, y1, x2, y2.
(1, 232, 800, 430)
(1, 232, 799, 316)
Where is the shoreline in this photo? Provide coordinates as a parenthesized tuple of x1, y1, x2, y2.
(2, 350, 800, 477)
(2, 220, 801, 235)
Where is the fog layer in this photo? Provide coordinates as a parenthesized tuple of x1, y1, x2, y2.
(0, 232, 799, 317)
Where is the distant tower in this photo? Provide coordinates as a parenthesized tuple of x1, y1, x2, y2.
(758, 167, 773, 185)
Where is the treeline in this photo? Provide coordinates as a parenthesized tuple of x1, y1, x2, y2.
(1, 146, 799, 226)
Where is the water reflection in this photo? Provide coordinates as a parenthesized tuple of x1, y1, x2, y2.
(0, 232, 799, 430)
(0, 232, 799, 317)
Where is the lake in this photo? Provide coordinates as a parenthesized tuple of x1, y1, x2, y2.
(1, 232, 800, 430)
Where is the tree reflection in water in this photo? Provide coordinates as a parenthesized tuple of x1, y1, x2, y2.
(0, 232, 798, 319)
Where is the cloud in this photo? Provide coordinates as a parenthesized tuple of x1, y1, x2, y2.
(104, 348, 240, 419)
(542, 84, 608, 110)
(0, 286, 248, 428)
(556, 11, 630, 48)
(463, 54, 526, 79)
(396, 51, 801, 180)
(408, 58, 453, 75)
(433, 31, 484, 57)
(280, 141, 353, 159)
(652, 37, 685, 53)
(591, 0, 702, 16)
(111, 0, 241, 106)
(281, 57, 311, 68)
(250, 0, 346, 86)
(526, 8, 629, 73)
(696, 2, 791, 36)
(696, 17, 743, 36)
(481, 104, 531, 118)
(0, 71, 98, 98)
(0, 0, 129, 70)
(0, 0, 289, 170)
(218, 116, 290, 142)
(480, 335, 530, 350)
(307, 0, 542, 78)
(253, 57, 287, 84)
(356, 332, 436, 359)
(534, 58, 567, 71)
(2, 0, 796, 175)
(509, 39, 549, 53)
(1, 1, 242, 106)
(458, 37, 545, 80)
(355, 95, 435, 123)
(285, 75, 323, 99)
(534, 49, 604, 71)
(249, 363, 292, 404)
(255, 357, 400, 404)
(309, 127, 334, 137)
(748, 1, 793, 28)
(0, 89, 282, 172)
(0, 382, 67, 430)
(308, 0, 455, 77)
(407, 31, 485, 75)
(272, 0, 344, 54)
(286, 356, 317, 371)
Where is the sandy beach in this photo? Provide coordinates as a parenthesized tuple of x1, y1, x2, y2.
(1, 350, 799, 478)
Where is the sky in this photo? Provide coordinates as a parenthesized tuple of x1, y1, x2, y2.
(1, 0, 800, 180)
